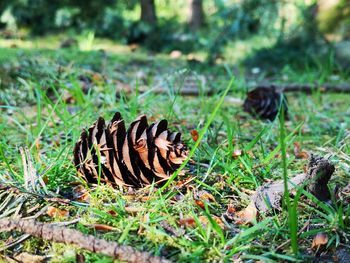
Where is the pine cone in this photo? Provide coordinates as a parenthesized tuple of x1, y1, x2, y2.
(243, 87, 288, 121)
(73, 112, 188, 188)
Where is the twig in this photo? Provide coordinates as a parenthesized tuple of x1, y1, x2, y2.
(131, 83, 350, 97)
(255, 83, 350, 93)
(0, 218, 171, 263)
(0, 208, 79, 252)
(0, 234, 31, 252)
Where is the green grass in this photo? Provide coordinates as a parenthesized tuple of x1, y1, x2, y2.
(0, 39, 350, 262)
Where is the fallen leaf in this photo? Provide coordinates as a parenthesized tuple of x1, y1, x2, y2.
(193, 190, 216, 209)
(235, 203, 257, 225)
(62, 89, 75, 103)
(175, 176, 194, 189)
(42, 175, 49, 185)
(47, 206, 69, 218)
(91, 72, 103, 83)
(170, 50, 182, 59)
(294, 142, 309, 159)
(198, 215, 225, 229)
(129, 43, 139, 52)
(140, 196, 155, 202)
(73, 185, 90, 202)
(191, 130, 199, 142)
(138, 213, 150, 234)
(337, 183, 350, 203)
(178, 218, 196, 228)
(232, 149, 242, 159)
(172, 194, 184, 202)
(107, 210, 118, 217)
(160, 220, 184, 237)
(223, 204, 236, 222)
(311, 233, 328, 249)
(91, 224, 116, 232)
(14, 252, 45, 263)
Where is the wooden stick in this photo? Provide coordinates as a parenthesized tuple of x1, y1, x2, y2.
(255, 83, 350, 93)
(133, 83, 350, 97)
(0, 218, 171, 263)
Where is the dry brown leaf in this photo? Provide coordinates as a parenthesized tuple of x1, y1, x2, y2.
(137, 213, 150, 235)
(235, 203, 257, 225)
(107, 210, 118, 217)
(47, 206, 69, 218)
(14, 252, 45, 263)
(91, 73, 103, 83)
(223, 204, 236, 222)
(193, 190, 216, 209)
(311, 233, 328, 249)
(232, 149, 242, 159)
(191, 130, 199, 142)
(178, 218, 196, 228)
(198, 215, 225, 229)
(91, 224, 116, 232)
(129, 43, 139, 52)
(175, 176, 194, 189)
(140, 196, 155, 202)
(72, 185, 90, 202)
(42, 175, 49, 185)
(294, 142, 309, 159)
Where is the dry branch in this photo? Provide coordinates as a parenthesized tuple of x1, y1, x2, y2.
(0, 218, 171, 263)
(256, 83, 350, 93)
(136, 83, 350, 97)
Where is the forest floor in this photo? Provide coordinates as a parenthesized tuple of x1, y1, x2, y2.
(0, 37, 350, 262)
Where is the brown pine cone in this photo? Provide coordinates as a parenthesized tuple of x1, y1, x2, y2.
(243, 87, 288, 121)
(73, 112, 188, 188)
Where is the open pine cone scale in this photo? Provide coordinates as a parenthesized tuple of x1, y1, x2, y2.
(74, 112, 188, 188)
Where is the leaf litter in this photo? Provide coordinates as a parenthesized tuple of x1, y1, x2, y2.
(1, 53, 350, 262)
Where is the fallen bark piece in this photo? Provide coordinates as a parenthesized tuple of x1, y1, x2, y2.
(14, 252, 46, 263)
(305, 155, 335, 201)
(252, 173, 306, 212)
(0, 218, 171, 263)
(252, 155, 334, 213)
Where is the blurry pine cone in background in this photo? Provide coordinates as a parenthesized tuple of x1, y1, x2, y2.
(73, 112, 188, 188)
(243, 87, 288, 121)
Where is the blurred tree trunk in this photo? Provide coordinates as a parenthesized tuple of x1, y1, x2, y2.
(140, 0, 157, 25)
(189, 0, 204, 30)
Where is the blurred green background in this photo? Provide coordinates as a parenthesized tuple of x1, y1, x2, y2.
(0, 0, 349, 70)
